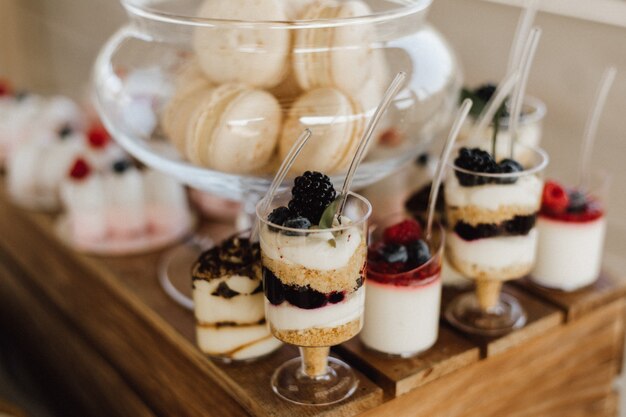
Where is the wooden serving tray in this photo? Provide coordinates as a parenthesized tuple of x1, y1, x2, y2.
(0, 187, 624, 417)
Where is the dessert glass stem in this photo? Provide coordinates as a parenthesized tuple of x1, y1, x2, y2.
(578, 66, 617, 188)
(476, 279, 503, 312)
(508, 27, 542, 159)
(300, 347, 330, 378)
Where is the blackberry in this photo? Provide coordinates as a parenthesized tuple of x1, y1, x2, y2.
(454, 147, 498, 186)
(284, 285, 327, 310)
(267, 206, 293, 227)
(496, 158, 523, 184)
(262, 267, 285, 305)
(474, 84, 497, 103)
(288, 171, 336, 224)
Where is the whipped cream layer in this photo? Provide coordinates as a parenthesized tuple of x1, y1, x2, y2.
(266, 286, 365, 331)
(532, 216, 606, 291)
(361, 277, 441, 356)
(260, 223, 362, 271)
(447, 229, 538, 280)
(445, 173, 543, 211)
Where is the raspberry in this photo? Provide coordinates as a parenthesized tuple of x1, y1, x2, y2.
(542, 181, 569, 213)
(69, 158, 91, 180)
(87, 124, 110, 149)
(0, 80, 12, 97)
(288, 171, 336, 224)
(383, 219, 422, 245)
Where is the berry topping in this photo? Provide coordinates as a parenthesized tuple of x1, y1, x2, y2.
(267, 206, 293, 226)
(283, 216, 312, 236)
(406, 240, 431, 268)
(497, 158, 524, 183)
(454, 147, 498, 186)
(87, 124, 110, 149)
(288, 171, 336, 224)
(328, 291, 345, 304)
(567, 190, 588, 213)
(377, 243, 409, 264)
(262, 268, 285, 306)
(542, 181, 569, 214)
(112, 159, 133, 174)
(474, 83, 497, 103)
(58, 124, 73, 139)
(383, 219, 422, 245)
(284, 285, 327, 310)
(69, 158, 91, 180)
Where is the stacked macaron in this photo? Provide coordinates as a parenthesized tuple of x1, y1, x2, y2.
(161, 0, 390, 175)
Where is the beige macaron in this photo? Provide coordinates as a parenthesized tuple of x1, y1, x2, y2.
(279, 87, 365, 173)
(293, 0, 374, 97)
(186, 84, 282, 174)
(161, 60, 213, 154)
(193, 0, 291, 89)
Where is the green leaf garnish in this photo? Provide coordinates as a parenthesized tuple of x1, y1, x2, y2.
(319, 198, 340, 229)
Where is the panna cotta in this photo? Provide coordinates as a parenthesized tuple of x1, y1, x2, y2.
(259, 171, 369, 349)
(361, 218, 442, 356)
(531, 181, 606, 291)
(192, 235, 282, 361)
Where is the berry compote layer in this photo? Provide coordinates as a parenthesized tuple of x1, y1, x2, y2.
(259, 171, 367, 347)
(532, 181, 606, 291)
(361, 219, 442, 356)
(444, 148, 543, 280)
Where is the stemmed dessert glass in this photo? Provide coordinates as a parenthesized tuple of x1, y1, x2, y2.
(444, 144, 548, 336)
(256, 190, 371, 405)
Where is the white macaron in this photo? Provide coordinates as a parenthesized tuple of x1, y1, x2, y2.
(193, 0, 291, 89)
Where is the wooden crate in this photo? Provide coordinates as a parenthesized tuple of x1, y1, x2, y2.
(0, 189, 624, 417)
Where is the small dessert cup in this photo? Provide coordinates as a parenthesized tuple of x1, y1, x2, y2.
(257, 191, 371, 406)
(361, 214, 443, 357)
(444, 145, 548, 336)
(192, 231, 282, 363)
(531, 171, 609, 291)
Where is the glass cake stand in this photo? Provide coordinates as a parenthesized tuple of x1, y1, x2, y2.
(91, 0, 461, 309)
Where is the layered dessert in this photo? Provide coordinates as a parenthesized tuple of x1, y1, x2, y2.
(192, 235, 282, 361)
(531, 181, 606, 291)
(361, 218, 442, 356)
(444, 147, 544, 309)
(259, 171, 368, 349)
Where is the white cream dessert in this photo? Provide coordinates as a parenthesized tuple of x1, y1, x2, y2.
(444, 150, 543, 281)
(361, 218, 442, 356)
(60, 158, 107, 246)
(104, 161, 146, 238)
(531, 181, 606, 291)
(192, 235, 282, 361)
(260, 171, 367, 347)
(143, 169, 190, 235)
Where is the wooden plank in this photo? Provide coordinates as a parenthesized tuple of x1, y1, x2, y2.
(358, 299, 625, 417)
(442, 284, 564, 357)
(0, 250, 157, 417)
(334, 326, 480, 397)
(515, 273, 626, 322)
(0, 194, 383, 417)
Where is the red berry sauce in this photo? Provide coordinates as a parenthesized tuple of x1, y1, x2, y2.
(540, 180, 604, 223)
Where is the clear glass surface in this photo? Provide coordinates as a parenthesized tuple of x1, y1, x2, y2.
(443, 144, 548, 336)
(256, 191, 371, 405)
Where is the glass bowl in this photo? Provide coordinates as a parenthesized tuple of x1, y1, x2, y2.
(92, 0, 461, 200)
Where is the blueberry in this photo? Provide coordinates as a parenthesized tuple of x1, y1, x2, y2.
(496, 158, 523, 184)
(267, 206, 292, 229)
(262, 267, 285, 305)
(407, 240, 431, 268)
(282, 216, 311, 236)
(378, 243, 408, 264)
(567, 190, 588, 213)
(284, 285, 327, 309)
(57, 124, 73, 139)
(112, 159, 133, 174)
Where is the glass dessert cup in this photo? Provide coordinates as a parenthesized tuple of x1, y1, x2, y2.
(92, 0, 460, 309)
(257, 191, 371, 405)
(444, 145, 548, 336)
(530, 171, 609, 292)
(361, 214, 443, 357)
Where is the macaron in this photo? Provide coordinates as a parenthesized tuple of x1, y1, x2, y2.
(279, 87, 365, 173)
(193, 0, 290, 89)
(161, 62, 213, 155)
(186, 84, 282, 174)
(293, 0, 374, 97)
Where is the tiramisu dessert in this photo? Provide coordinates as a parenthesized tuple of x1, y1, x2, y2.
(361, 217, 442, 356)
(192, 234, 282, 362)
(531, 180, 607, 291)
(444, 145, 547, 333)
(258, 171, 368, 350)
